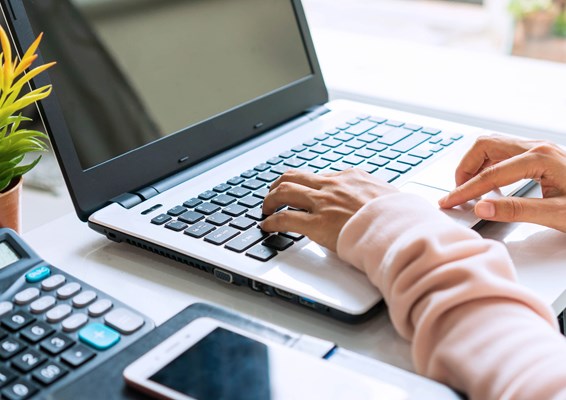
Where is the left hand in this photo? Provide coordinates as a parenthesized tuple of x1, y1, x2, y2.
(261, 168, 398, 252)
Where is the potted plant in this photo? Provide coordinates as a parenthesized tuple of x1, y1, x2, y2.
(0, 26, 55, 232)
(509, 0, 557, 39)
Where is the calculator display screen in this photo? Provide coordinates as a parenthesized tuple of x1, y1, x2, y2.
(0, 241, 20, 270)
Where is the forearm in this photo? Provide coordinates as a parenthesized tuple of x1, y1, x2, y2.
(337, 193, 566, 399)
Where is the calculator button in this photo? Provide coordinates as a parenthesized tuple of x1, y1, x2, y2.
(0, 327, 6, 340)
(0, 302, 13, 317)
(62, 313, 88, 332)
(87, 299, 113, 317)
(1, 311, 35, 332)
(57, 282, 81, 299)
(20, 322, 54, 344)
(29, 296, 56, 314)
(40, 333, 75, 355)
(12, 348, 47, 373)
(0, 366, 17, 388)
(25, 265, 51, 283)
(46, 305, 72, 323)
(14, 288, 40, 305)
(41, 274, 66, 291)
(79, 323, 120, 350)
(32, 362, 68, 386)
(0, 337, 25, 360)
(104, 308, 145, 334)
(61, 344, 96, 368)
(72, 290, 97, 308)
(1, 379, 38, 400)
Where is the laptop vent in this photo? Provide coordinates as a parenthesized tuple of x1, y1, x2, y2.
(124, 238, 208, 272)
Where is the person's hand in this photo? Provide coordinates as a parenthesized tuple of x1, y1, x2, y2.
(261, 168, 398, 251)
(438, 134, 566, 232)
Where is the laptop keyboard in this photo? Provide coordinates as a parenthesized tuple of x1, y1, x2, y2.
(149, 114, 462, 262)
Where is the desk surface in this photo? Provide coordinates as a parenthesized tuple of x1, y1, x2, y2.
(22, 184, 566, 374)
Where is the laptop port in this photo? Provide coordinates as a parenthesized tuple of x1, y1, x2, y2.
(274, 288, 294, 300)
(250, 280, 264, 292)
(298, 297, 316, 309)
(213, 268, 233, 284)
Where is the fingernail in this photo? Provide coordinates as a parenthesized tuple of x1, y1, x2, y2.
(475, 201, 495, 218)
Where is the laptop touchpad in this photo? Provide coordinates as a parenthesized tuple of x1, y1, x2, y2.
(400, 182, 449, 207)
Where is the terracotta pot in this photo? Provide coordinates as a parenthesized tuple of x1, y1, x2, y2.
(522, 10, 556, 39)
(0, 177, 23, 233)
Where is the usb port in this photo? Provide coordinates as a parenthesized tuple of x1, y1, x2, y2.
(298, 297, 316, 308)
(274, 288, 294, 300)
(250, 280, 264, 292)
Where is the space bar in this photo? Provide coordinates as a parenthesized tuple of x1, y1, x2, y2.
(390, 133, 430, 153)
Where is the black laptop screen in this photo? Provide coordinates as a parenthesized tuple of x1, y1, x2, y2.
(21, 0, 313, 170)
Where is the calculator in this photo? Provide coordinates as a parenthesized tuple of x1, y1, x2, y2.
(0, 228, 154, 399)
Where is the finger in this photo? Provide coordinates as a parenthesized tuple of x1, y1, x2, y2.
(260, 209, 315, 235)
(269, 169, 324, 193)
(474, 197, 566, 231)
(454, 135, 534, 186)
(439, 152, 538, 209)
(262, 181, 317, 215)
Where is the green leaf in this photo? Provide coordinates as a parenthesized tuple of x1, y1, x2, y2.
(0, 174, 13, 193)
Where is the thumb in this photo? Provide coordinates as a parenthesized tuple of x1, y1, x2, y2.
(474, 197, 559, 228)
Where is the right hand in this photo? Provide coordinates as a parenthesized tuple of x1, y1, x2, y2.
(438, 135, 566, 232)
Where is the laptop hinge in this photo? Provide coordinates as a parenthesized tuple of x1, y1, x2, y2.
(305, 105, 330, 120)
(112, 192, 144, 209)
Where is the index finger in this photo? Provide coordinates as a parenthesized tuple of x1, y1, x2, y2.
(440, 152, 537, 208)
(269, 169, 324, 193)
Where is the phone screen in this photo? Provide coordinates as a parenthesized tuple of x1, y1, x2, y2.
(149, 327, 270, 400)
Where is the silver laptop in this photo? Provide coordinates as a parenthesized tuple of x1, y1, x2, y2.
(3, 0, 532, 322)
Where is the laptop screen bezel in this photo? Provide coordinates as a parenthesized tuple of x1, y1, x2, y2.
(1, 0, 328, 221)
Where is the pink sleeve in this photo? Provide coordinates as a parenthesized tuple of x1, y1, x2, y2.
(337, 192, 566, 400)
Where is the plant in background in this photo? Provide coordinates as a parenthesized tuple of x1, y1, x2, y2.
(0, 25, 55, 192)
(509, 0, 554, 18)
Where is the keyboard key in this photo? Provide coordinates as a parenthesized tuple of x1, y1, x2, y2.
(303, 139, 317, 147)
(263, 235, 294, 251)
(254, 163, 271, 172)
(296, 152, 318, 161)
(41, 274, 66, 291)
(246, 244, 278, 262)
(40, 333, 75, 355)
(279, 232, 304, 241)
(325, 128, 340, 135)
(314, 134, 328, 141)
(355, 149, 376, 159)
(225, 230, 269, 253)
(1, 379, 38, 400)
(321, 139, 342, 148)
(230, 217, 256, 230)
(334, 133, 353, 142)
(198, 190, 217, 200)
(346, 120, 377, 135)
(227, 187, 252, 198)
(61, 344, 95, 368)
(386, 161, 412, 174)
(14, 288, 40, 305)
(104, 308, 145, 334)
(246, 208, 267, 221)
(357, 133, 377, 144)
(278, 150, 294, 159)
(385, 120, 404, 127)
(309, 159, 330, 169)
(2, 311, 35, 332)
(366, 142, 387, 152)
(253, 187, 270, 199)
(368, 116, 387, 124)
(271, 164, 291, 175)
(167, 205, 186, 216)
(283, 158, 305, 168)
(184, 222, 216, 238)
(242, 179, 265, 191)
(0, 366, 17, 388)
(0, 337, 25, 360)
(151, 214, 171, 225)
(379, 149, 401, 160)
(206, 213, 232, 226)
(402, 123, 422, 131)
(24, 266, 51, 284)
(266, 157, 283, 165)
(398, 155, 423, 166)
(291, 145, 306, 153)
(57, 282, 82, 300)
(390, 132, 430, 153)
(29, 296, 56, 314)
(178, 210, 205, 224)
(408, 148, 433, 159)
(421, 127, 441, 135)
(213, 183, 231, 193)
(372, 168, 400, 183)
(227, 176, 245, 185)
(345, 140, 366, 150)
(20, 322, 54, 344)
(79, 323, 120, 351)
(367, 124, 394, 137)
(0, 302, 13, 318)
(211, 194, 237, 206)
(377, 128, 413, 146)
(449, 132, 463, 140)
(32, 362, 68, 386)
(195, 202, 221, 215)
(222, 204, 248, 217)
(62, 313, 89, 332)
(183, 197, 203, 208)
(257, 172, 279, 182)
(164, 220, 188, 232)
(333, 146, 354, 156)
(330, 162, 352, 172)
(342, 155, 365, 166)
(238, 196, 263, 209)
(12, 348, 47, 373)
(204, 227, 240, 245)
(46, 305, 72, 323)
(358, 163, 379, 174)
(310, 144, 330, 154)
(88, 299, 113, 317)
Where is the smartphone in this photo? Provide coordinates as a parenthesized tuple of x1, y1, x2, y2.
(123, 318, 408, 400)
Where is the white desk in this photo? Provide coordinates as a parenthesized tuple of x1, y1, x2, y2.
(22, 182, 566, 375)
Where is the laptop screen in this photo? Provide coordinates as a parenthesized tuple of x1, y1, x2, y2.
(21, 0, 313, 170)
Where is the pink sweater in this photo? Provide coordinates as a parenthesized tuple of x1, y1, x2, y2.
(337, 192, 566, 399)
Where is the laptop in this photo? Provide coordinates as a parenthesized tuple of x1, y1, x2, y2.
(2, 0, 532, 322)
